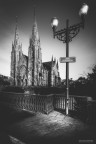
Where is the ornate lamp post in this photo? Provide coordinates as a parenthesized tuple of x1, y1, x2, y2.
(51, 4, 89, 115)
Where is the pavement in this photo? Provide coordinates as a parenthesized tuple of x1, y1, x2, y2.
(0, 102, 96, 144)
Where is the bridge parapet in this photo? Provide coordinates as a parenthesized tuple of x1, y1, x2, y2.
(0, 91, 53, 114)
(0, 91, 96, 124)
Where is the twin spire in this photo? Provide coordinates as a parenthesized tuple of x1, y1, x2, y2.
(14, 7, 39, 46)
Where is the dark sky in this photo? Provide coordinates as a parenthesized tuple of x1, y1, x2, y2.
(0, 0, 96, 80)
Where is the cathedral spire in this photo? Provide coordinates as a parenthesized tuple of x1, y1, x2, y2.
(14, 16, 19, 45)
(57, 60, 59, 69)
(51, 55, 54, 67)
(32, 7, 39, 41)
(34, 6, 36, 24)
(54, 57, 56, 63)
(51, 55, 53, 62)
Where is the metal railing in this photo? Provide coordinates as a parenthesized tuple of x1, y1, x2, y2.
(0, 91, 53, 114)
(0, 91, 96, 123)
(53, 94, 76, 111)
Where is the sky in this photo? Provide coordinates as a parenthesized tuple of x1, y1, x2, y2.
(0, 0, 96, 80)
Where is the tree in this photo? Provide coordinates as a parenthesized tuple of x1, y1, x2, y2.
(0, 75, 10, 86)
(87, 65, 96, 83)
(86, 65, 96, 99)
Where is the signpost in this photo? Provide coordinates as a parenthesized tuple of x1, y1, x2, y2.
(51, 4, 89, 116)
(59, 57, 76, 63)
(59, 55, 76, 115)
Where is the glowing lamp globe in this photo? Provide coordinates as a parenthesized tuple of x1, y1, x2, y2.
(51, 17, 59, 28)
(79, 3, 89, 16)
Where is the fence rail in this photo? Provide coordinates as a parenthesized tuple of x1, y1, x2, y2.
(0, 91, 96, 124)
(53, 94, 76, 110)
(0, 91, 53, 114)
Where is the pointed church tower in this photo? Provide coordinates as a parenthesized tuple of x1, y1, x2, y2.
(51, 55, 53, 62)
(10, 17, 22, 85)
(28, 8, 42, 86)
(56, 60, 59, 69)
(54, 57, 56, 64)
(14, 17, 19, 46)
(32, 8, 39, 42)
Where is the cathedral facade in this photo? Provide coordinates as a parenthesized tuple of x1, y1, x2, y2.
(10, 15, 61, 87)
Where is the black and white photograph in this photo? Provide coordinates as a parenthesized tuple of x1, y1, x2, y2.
(0, 0, 96, 144)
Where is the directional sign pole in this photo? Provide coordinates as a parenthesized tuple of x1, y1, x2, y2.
(51, 4, 89, 116)
(66, 19, 69, 115)
(60, 57, 76, 63)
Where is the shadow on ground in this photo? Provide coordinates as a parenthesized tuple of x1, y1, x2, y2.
(0, 103, 96, 144)
(0, 103, 34, 144)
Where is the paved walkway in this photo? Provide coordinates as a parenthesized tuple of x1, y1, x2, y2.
(6, 110, 94, 144)
(0, 103, 95, 144)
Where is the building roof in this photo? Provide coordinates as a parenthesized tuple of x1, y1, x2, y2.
(43, 61, 55, 70)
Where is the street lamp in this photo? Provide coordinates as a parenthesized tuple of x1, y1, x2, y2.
(51, 3, 89, 115)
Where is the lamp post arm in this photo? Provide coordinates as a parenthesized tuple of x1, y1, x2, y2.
(53, 28, 67, 42)
(53, 20, 85, 42)
(54, 28, 66, 36)
(67, 20, 85, 42)
(69, 21, 84, 31)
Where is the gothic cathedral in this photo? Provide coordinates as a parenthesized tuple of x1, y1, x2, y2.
(10, 13, 61, 87)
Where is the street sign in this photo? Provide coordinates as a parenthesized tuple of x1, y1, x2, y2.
(59, 57, 76, 63)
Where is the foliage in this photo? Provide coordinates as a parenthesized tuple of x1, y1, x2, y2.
(25, 86, 66, 95)
(74, 97, 88, 122)
(69, 65, 96, 99)
(0, 75, 10, 86)
(1, 86, 24, 93)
